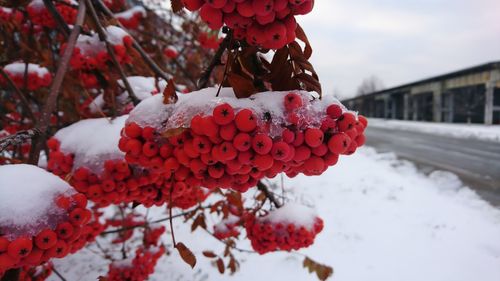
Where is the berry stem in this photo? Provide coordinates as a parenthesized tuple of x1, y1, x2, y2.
(42, 0, 71, 38)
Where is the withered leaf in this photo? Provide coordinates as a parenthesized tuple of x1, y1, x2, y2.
(295, 24, 313, 59)
(163, 78, 178, 104)
(202, 251, 217, 258)
(227, 72, 257, 98)
(216, 258, 225, 274)
(170, 0, 184, 13)
(176, 242, 197, 268)
(191, 213, 207, 232)
(303, 257, 333, 281)
(161, 127, 186, 138)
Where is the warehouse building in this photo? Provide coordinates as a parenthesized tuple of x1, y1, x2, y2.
(342, 61, 500, 124)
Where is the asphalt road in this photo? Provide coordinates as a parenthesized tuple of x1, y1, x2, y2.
(365, 126, 500, 206)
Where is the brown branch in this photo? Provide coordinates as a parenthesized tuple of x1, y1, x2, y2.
(93, 0, 170, 81)
(0, 129, 41, 153)
(84, 0, 140, 105)
(198, 28, 232, 89)
(0, 68, 35, 121)
(257, 181, 282, 208)
(29, 0, 87, 165)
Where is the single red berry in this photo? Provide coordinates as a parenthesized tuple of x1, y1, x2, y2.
(253, 154, 274, 171)
(190, 114, 205, 135)
(293, 146, 311, 162)
(304, 128, 324, 148)
(69, 208, 87, 226)
(271, 141, 290, 160)
(358, 115, 368, 128)
(327, 133, 351, 154)
(284, 93, 303, 111)
(182, 0, 204, 11)
(356, 134, 366, 147)
(55, 195, 71, 210)
(35, 229, 58, 250)
(282, 128, 295, 143)
(235, 109, 257, 132)
(252, 134, 273, 155)
(124, 122, 142, 138)
(233, 133, 252, 151)
(192, 136, 212, 154)
(219, 142, 238, 161)
(72, 193, 87, 208)
(219, 123, 237, 141)
(56, 222, 74, 239)
(7, 237, 32, 259)
(200, 4, 223, 29)
(143, 142, 159, 157)
(201, 116, 219, 137)
(337, 113, 357, 131)
(213, 103, 235, 125)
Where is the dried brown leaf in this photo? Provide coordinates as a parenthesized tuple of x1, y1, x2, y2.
(303, 257, 333, 281)
(163, 78, 178, 104)
(176, 242, 197, 268)
(216, 258, 225, 274)
(202, 251, 217, 258)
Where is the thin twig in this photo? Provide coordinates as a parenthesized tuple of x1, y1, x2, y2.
(198, 29, 232, 89)
(51, 267, 67, 281)
(42, 0, 71, 38)
(0, 68, 35, 121)
(0, 129, 40, 153)
(93, 0, 170, 81)
(84, 0, 140, 105)
(257, 181, 282, 208)
(29, 0, 87, 165)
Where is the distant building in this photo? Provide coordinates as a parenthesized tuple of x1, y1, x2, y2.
(342, 61, 500, 124)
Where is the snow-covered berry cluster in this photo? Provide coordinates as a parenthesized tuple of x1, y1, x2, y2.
(26, 0, 77, 28)
(213, 215, 240, 240)
(244, 203, 323, 254)
(183, 0, 313, 49)
(120, 88, 367, 196)
(115, 6, 147, 29)
(0, 62, 52, 91)
(106, 246, 165, 281)
(0, 7, 24, 25)
(46, 116, 164, 207)
(0, 165, 94, 272)
(68, 26, 133, 71)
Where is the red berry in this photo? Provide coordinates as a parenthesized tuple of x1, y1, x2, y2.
(56, 222, 74, 239)
(356, 134, 366, 147)
(193, 136, 212, 154)
(253, 154, 274, 171)
(35, 229, 58, 250)
(213, 103, 235, 125)
(284, 93, 303, 111)
(201, 116, 219, 137)
(233, 133, 252, 151)
(200, 4, 223, 29)
(337, 113, 356, 131)
(326, 104, 343, 119)
(327, 133, 351, 154)
(219, 142, 238, 161)
(358, 115, 368, 128)
(219, 123, 237, 140)
(124, 122, 142, 138)
(182, 0, 204, 11)
(206, 0, 227, 9)
(252, 134, 273, 155)
(271, 141, 290, 160)
(143, 142, 159, 157)
(7, 237, 32, 259)
(304, 128, 324, 148)
(235, 109, 257, 132)
(253, 0, 274, 16)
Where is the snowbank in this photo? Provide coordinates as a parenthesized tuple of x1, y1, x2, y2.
(52, 146, 500, 281)
(369, 118, 500, 142)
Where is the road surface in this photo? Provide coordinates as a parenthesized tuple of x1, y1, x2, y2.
(365, 126, 500, 206)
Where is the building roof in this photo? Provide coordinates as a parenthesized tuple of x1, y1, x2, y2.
(342, 61, 500, 102)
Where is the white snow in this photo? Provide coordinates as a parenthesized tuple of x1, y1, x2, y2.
(76, 26, 130, 56)
(118, 76, 168, 100)
(54, 116, 127, 174)
(263, 202, 318, 230)
(128, 87, 348, 137)
(213, 214, 240, 233)
(3, 62, 49, 77)
(114, 6, 146, 20)
(0, 164, 74, 239)
(369, 118, 500, 142)
(51, 146, 500, 281)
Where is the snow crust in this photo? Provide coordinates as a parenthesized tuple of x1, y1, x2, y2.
(54, 116, 127, 174)
(0, 164, 74, 239)
(114, 6, 146, 20)
(263, 203, 318, 230)
(213, 214, 239, 233)
(3, 62, 49, 77)
(129, 87, 347, 137)
(369, 118, 500, 142)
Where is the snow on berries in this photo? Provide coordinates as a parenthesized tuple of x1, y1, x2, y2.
(121, 87, 367, 196)
(183, 0, 314, 49)
(115, 6, 147, 29)
(213, 215, 241, 240)
(106, 246, 165, 281)
(26, 0, 77, 28)
(245, 203, 324, 254)
(0, 164, 94, 272)
(0, 7, 24, 25)
(0, 62, 52, 91)
(69, 26, 133, 71)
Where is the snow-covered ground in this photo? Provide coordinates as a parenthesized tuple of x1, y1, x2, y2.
(52, 147, 500, 281)
(369, 118, 500, 142)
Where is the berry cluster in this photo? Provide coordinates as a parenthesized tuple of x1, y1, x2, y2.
(198, 32, 223, 50)
(0, 193, 93, 273)
(183, 0, 314, 49)
(115, 6, 147, 30)
(244, 209, 323, 254)
(0, 7, 24, 25)
(163, 47, 179, 59)
(68, 26, 133, 71)
(143, 225, 166, 247)
(121, 90, 367, 196)
(106, 246, 165, 281)
(27, 0, 77, 28)
(102, 0, 126, 12)
(0, 63, 52, 91)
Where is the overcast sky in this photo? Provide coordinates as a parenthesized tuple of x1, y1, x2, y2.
(299, 0, 500, 99)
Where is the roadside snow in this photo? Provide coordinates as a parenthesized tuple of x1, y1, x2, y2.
(51, 147, 500, 281)
(369, 118, 500, 142)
